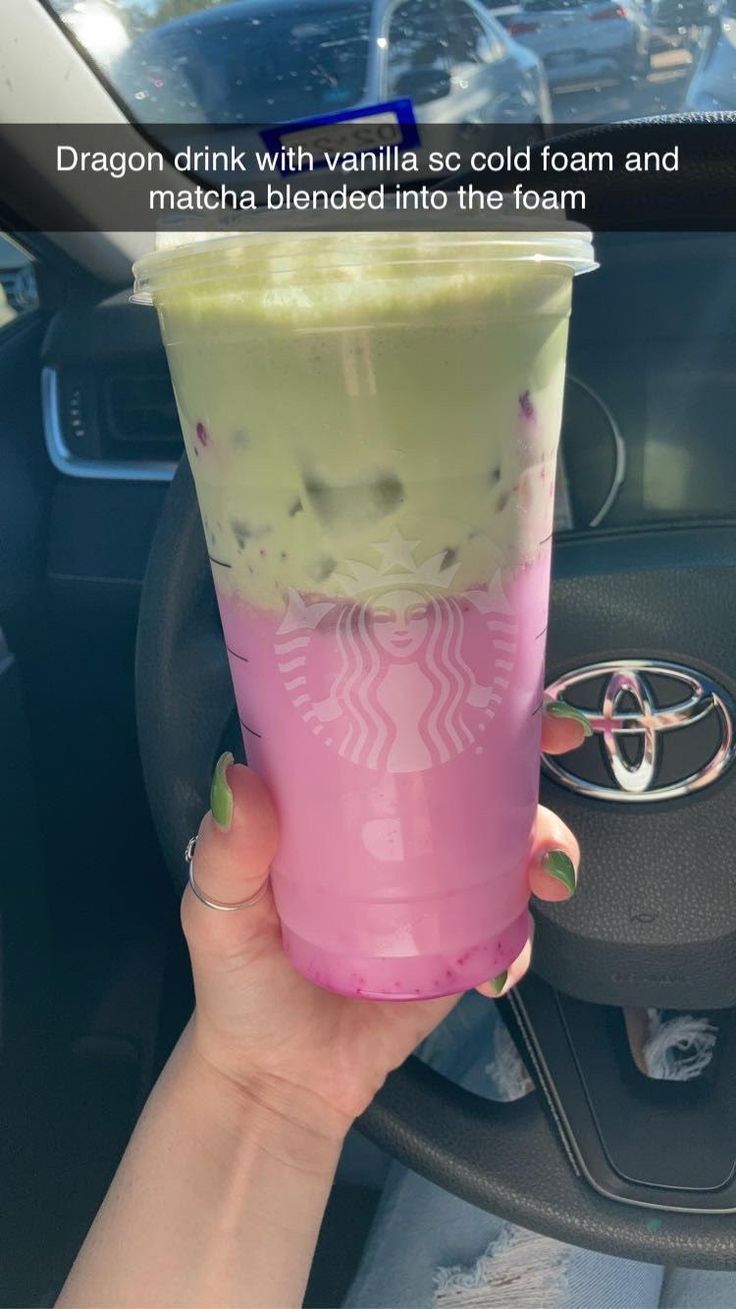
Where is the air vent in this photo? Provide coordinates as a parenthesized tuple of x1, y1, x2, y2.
(42, 292, 181, 481)
(42, 367, 179, 482)
(104, 373, 181, 447)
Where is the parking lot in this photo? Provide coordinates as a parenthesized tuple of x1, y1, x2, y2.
(552, 43, 696, 121)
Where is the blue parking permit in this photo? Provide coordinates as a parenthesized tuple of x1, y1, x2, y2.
(259, 100, 419, 175)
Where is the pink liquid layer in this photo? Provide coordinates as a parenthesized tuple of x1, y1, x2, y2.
(281, 911, 532, 999)
(215, 546, 551, 1000)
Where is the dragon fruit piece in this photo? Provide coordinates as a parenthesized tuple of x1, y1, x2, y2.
(519, 391, 536, 423)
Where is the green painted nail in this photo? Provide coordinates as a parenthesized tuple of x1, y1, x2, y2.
(544, 701, 593, 737)
(210, 751, 234, 831)
(543, 849, 577, 895)
(489, 970, 508, 996)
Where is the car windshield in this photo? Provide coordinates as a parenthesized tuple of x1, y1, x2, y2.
(94, 2, 373, 122)
(521, 0, 586, 11)
(43, 0, 719, 127)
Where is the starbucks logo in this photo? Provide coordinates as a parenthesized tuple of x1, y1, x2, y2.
(274, 529, 517, 774)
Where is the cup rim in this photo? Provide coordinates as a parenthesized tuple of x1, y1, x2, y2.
(132, 227, 597, 304)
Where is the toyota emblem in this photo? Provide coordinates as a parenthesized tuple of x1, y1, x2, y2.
(542, 660, 736, 802)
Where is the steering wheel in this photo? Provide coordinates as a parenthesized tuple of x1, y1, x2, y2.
(136, 117, 736, 1268)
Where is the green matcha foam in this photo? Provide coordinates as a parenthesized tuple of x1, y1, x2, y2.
(133, 228, 593, 609)
(134, 227, 594, 324)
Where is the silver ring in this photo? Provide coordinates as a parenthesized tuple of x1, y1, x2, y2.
(184, 836, 270, 912)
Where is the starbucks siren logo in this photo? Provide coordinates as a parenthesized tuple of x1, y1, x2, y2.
(274, 529, 518, 773)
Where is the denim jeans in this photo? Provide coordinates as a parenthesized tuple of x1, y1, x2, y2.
(345, 994, 735, 1309)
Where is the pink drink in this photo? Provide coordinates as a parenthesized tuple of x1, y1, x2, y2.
(134, 227, 595, 999)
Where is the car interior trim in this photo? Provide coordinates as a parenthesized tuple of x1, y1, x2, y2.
(567, 375, 627, 529)
(42, 365, 177, 482)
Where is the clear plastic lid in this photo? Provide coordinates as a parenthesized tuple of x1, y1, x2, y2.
(132, 197, 596, 305)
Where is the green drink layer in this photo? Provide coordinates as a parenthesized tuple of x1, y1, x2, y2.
(148, 238, 576, 610)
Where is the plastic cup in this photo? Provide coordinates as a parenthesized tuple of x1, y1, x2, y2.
(134, 224, 595, 1000)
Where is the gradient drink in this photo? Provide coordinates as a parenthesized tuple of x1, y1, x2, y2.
(134, 228, 595, 999)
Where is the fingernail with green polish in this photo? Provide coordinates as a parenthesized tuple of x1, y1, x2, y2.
(544, 701, 593, 737)
(489, 970, 508, 996)
(542, 849, 577, 895)
(211, 751, 234, 832)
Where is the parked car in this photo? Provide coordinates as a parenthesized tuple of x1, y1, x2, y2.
(647, 0, 720, 44)
(112, 0, 552, 128)
(497, 0, 651, 88)
(685, 2, 736, 106)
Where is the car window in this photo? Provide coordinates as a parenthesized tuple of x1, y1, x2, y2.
(522, 0, 584, 10)
(110, 3, 373, 122)
(385, 0, 449, 99)
(43, 0, 721, 126)
(469, 7, 509, 63)
(0, 236, 39, 331)
(444, 0, 494, 64)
